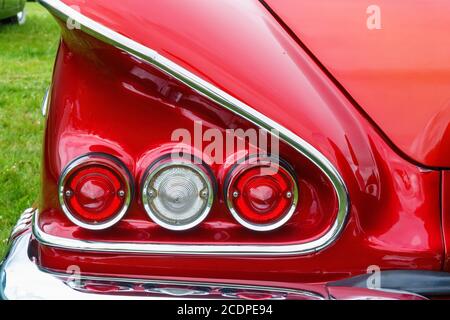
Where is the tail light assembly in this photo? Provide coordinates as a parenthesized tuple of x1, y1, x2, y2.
(58, 153, 299, 233)
(37, 8, 348, 259)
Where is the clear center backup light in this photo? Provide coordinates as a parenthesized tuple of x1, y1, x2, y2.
(142, 158, 214, 231)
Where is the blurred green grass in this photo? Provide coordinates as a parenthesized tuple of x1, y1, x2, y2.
(0, 3, 59, 257)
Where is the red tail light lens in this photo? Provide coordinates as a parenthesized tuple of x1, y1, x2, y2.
(59, 154, 133, 230)
(225, 157, 298, 231)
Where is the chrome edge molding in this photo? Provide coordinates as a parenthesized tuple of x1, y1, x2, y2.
(46, 267, 324, 300)
(36, 0, 349, 255)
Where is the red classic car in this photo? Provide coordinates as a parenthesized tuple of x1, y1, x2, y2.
(1, 0, 450, 300)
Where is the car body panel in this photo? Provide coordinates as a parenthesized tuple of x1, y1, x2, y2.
(264, 0, 450, 168)
(29, 0, 444, 286)
(0, 0, 444, 299)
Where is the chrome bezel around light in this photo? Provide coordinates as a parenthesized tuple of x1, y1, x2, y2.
(225, 157, 299, 232)
(37, 0, 349, 255)
(142, 159, 215, 231)
(58, 153, 133, 231)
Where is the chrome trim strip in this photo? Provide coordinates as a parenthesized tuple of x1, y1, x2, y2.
(48, 268, 324, 300)
(37, 0, 349, 255)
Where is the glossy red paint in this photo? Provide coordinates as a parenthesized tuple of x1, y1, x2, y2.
(264, 0, 450, 168)
(35, 0, 445, 285)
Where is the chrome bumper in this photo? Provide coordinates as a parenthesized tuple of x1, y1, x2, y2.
(0, 209, 427, 300)
(1, 232, 108, 300)
(1, 231, 177, 300)
(0, 212, 323, 300)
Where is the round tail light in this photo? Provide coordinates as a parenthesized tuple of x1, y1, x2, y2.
(141, 156, 214, 231)
(225, 157, 298, 231)
(59, 154, 133, 230)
